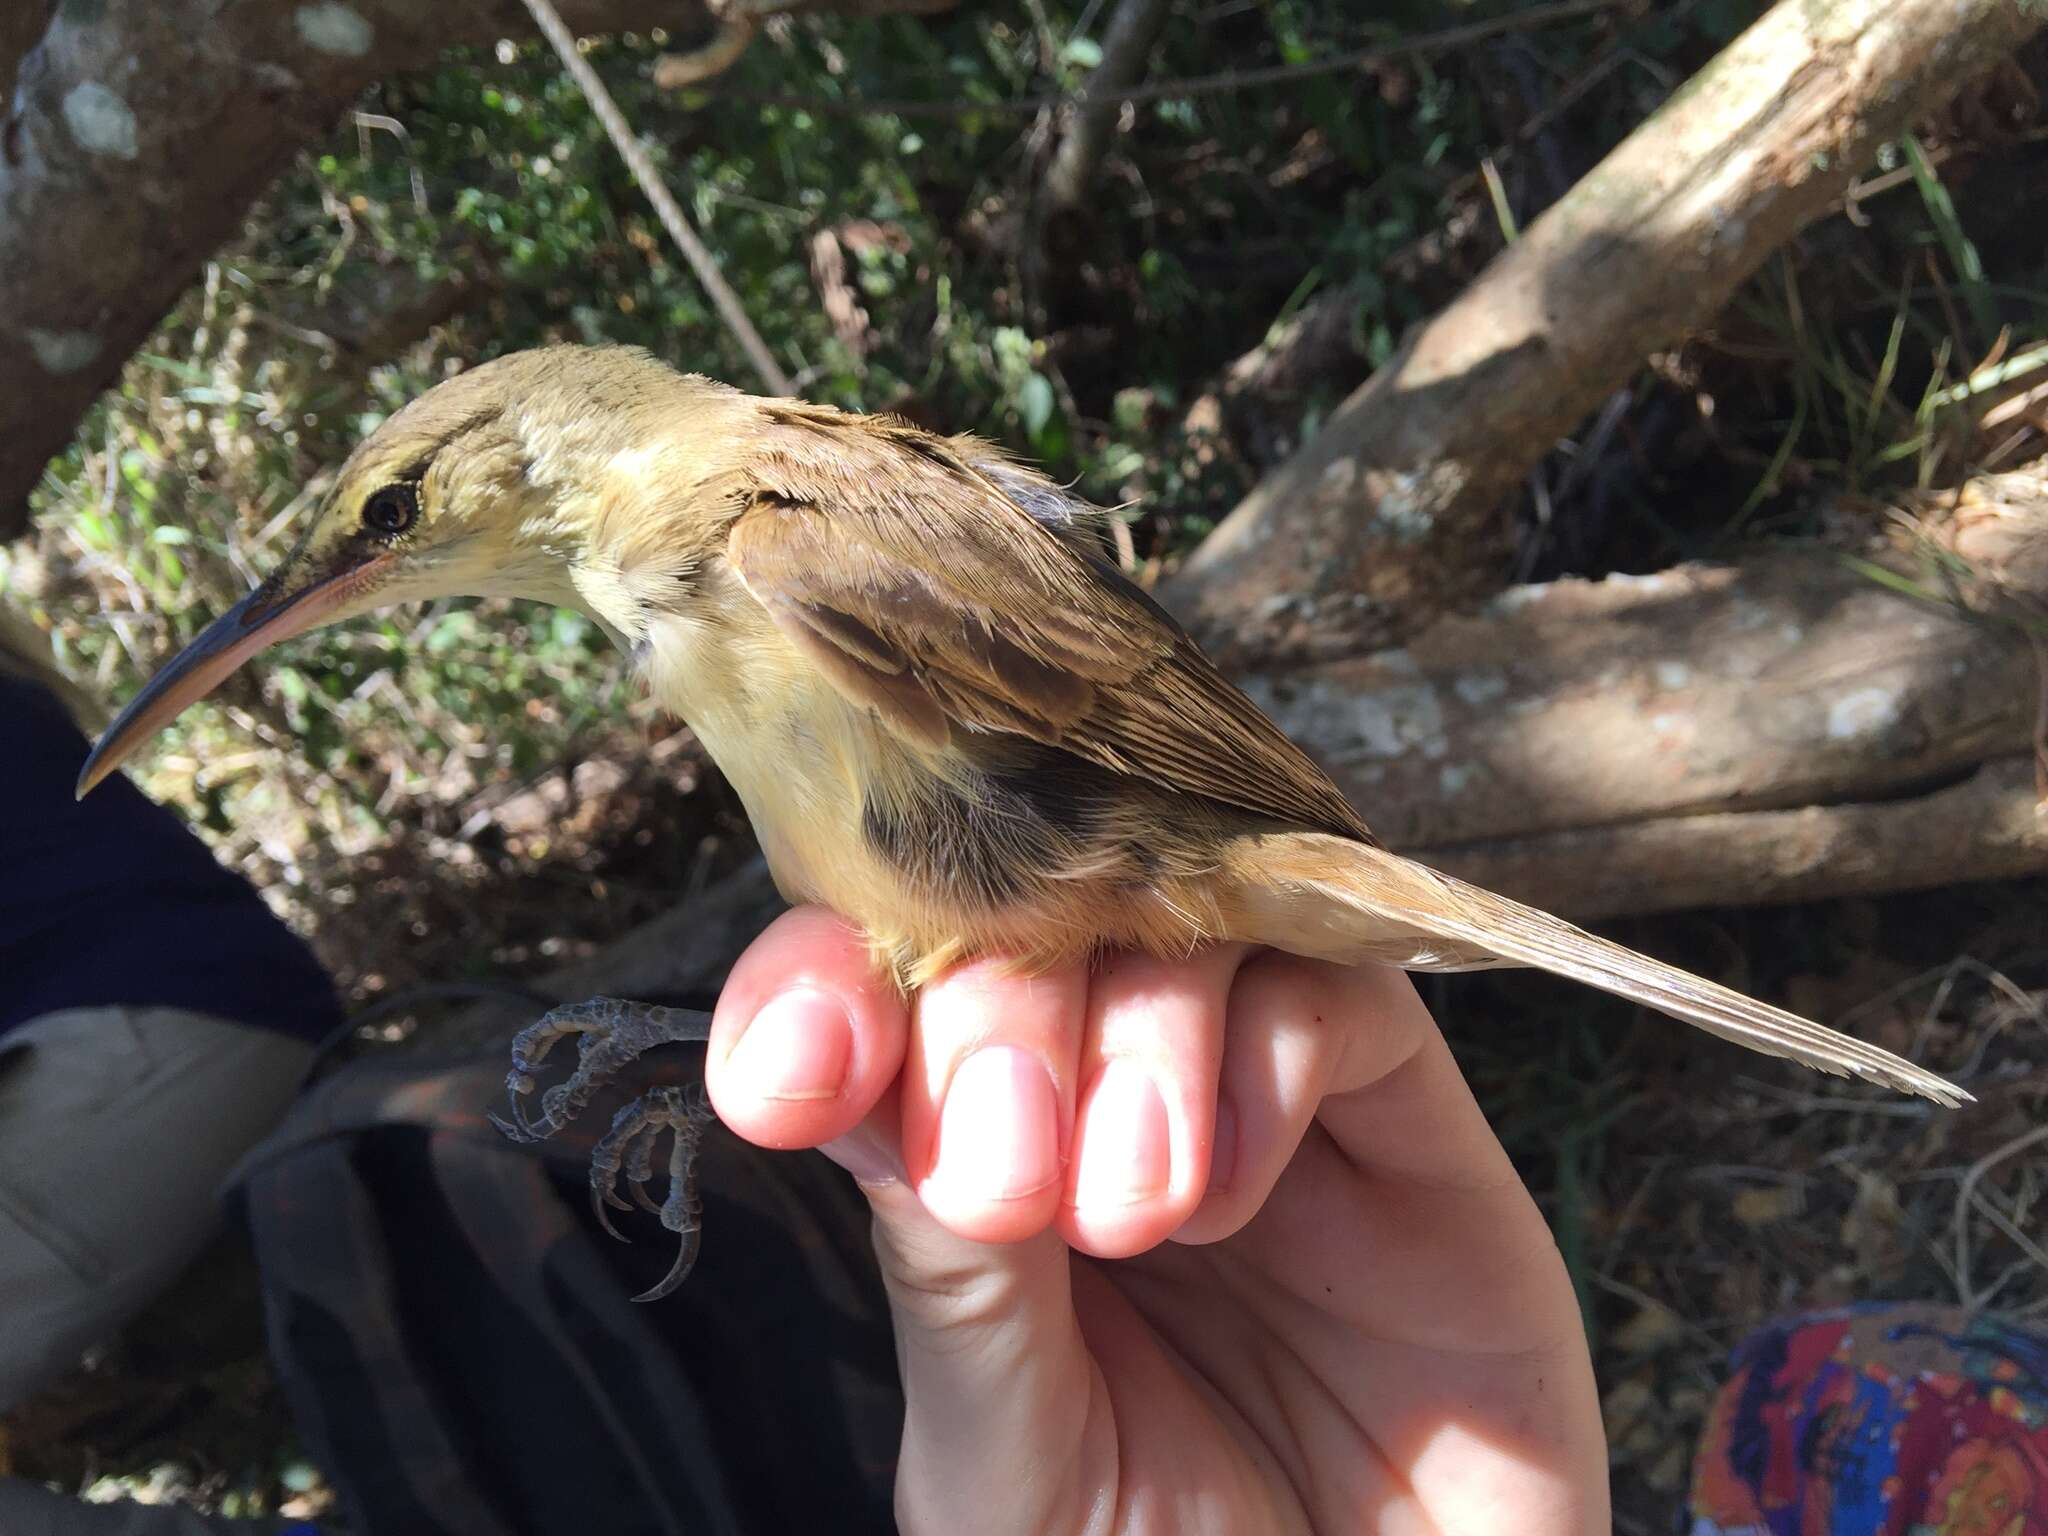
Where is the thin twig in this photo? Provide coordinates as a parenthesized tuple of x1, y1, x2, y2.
(1586, 1271, 1728, 1351)
(650, 11, 759, 89)
(519, 0, 792, 395)
(1953, 1122, 2048, 1308)
(681, 0, 1636, 120)
(353, 112, 430, 214)
(1968, 1187, 2048, 1305)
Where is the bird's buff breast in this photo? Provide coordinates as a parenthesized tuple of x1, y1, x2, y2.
(640, 613, 883, 899)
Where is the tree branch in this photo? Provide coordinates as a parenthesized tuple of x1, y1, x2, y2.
(1038, 0, 1172, 216)
(1163, 0, 2047, 665)
(521, 0, 791, 394)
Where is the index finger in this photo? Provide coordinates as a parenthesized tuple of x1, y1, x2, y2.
(1307, 959, 1525, 1193)
(1188, 954, 1604, 1530)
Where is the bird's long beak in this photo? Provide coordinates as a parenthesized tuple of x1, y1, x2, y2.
(75, 551, 395, 798)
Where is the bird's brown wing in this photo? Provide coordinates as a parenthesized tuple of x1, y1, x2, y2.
(724, 406, 1371, 841)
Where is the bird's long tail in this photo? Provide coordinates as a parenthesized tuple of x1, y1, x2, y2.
(1233, 832, 1969, 1107)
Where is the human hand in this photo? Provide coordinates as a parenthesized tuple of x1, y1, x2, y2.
(704, 906, 1608, 1535)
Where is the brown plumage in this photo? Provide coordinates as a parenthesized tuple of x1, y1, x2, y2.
(78, 345, 1969, 1107)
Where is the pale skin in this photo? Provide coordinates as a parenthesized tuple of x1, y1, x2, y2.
(705, 904, 1610, 1535)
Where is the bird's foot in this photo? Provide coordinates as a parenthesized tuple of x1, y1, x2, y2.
(488, 996, 719, 1300)
(589, 1082, 718, 1301)
(490, 996, 712, 1144)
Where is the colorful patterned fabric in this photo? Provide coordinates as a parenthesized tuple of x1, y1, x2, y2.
(1688, 1302, 2048, 1535)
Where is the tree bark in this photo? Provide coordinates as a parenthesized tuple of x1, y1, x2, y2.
(0, 0, 932, 541)
(1163, 0, 2046, 666)
(1240, 465, 2048, 849)
(1422, 755, 2047, 921)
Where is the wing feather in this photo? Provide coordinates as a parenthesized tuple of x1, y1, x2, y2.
(725, 407, 1370, 841)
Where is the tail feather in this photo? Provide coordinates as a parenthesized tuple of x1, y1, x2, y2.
(1255, 835, 1969, 1108)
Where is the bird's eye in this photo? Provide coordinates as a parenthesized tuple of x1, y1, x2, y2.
(361, 483, 420, 538)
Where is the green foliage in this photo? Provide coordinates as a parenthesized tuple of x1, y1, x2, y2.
(1720, 157, 2048, 532)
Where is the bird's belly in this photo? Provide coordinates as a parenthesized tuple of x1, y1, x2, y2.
(735, 745, 1243, 985)
(641, 616, 1230, 985)
(640, 613, 896, 924)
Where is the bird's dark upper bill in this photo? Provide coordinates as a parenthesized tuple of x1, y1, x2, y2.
(74, 554, 392, 798)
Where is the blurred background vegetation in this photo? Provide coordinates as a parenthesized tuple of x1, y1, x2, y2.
(5, 2, 2047, 1526)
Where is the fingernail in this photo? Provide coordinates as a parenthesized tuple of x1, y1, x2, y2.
(1074, 1058, 1170, 1208)
(1207, 1094, 1238, 1194)
(821, 1122, 904, 1188)
(728, 989, 851, 1102)
(935, 1046, 1060, 1201)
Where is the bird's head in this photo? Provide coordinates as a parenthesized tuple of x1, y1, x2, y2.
(76, 344, 721, 797)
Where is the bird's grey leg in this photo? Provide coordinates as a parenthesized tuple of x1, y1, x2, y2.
(649, 1092, 711, 1301)
(489, 997, 719, 1299)
(491, 996, 711, 1144)
(585, 1083, 716, 1301)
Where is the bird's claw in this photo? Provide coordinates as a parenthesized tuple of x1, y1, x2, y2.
(490, 996, 718, 1298)
(584, 1085, 715, 1300)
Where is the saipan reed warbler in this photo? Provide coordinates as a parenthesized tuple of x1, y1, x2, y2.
(78, 344, 1967, 1118)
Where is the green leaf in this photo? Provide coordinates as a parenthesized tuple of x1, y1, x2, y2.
(1902, 134, 1996, 343)
(1017, 372, 1055, 437)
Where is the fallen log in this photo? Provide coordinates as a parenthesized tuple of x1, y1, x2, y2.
(1423, 754, 2046, 921)
(1163, 0, 2044, 665)
(1238, 522, 2040, 852)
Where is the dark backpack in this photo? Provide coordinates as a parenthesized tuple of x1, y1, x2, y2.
(226, 1048, 902, 1535)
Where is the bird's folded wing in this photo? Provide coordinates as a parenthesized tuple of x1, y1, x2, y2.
(724, 409, 1370, 841)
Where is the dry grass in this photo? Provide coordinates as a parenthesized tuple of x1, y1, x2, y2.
(1443, 891, 2048, 1529)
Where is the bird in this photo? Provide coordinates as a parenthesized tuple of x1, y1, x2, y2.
(75, 343, 1966, 1286)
